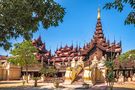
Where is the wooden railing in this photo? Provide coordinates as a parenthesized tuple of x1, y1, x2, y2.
(71, 65, 83, 83)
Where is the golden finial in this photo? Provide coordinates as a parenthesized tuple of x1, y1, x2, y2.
(97, 8, 100, 19)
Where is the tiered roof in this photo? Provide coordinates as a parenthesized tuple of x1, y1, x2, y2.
(0, 55, 7, 60)
(51, 44, 81, 62)
(80, 8, 122, 56)
(32, 36, 51, 61)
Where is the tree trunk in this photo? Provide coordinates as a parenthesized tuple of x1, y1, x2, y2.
(34, 77, 38, 87)
(109, 82, 113, 90)
(26, 65, 29, 83)
(110, 86, 113, 90)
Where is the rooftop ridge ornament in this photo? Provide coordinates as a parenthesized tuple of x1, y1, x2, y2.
(97, 8, 100, 19)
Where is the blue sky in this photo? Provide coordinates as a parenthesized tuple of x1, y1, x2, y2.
(0, 0, 135, 55)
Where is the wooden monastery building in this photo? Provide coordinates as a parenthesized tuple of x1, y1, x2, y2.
(0, 8, 124, 79)
(30, 8, 122, 77)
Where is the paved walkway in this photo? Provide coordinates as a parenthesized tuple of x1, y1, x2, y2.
(0, 80, 107, 90)
(1, 80, 135, 90)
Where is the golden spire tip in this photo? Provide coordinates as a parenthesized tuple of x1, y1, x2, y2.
(97, 8, 100, 19)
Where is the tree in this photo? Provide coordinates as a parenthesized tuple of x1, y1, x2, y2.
(119, 49, 135, 61)
(103, 0, 135, 26)
(8, 40, 38, 83)
(118, 49, 135, 68)
(0, 0, 65, 50)
(40, 66, 57, 79)
(105, 55, 115, 90)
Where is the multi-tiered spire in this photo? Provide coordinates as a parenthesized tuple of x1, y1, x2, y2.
(81, 8, 122, 57)
(93, 8, 122, 52)
(92, 8, 107, 46)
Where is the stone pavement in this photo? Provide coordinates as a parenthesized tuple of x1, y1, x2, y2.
(0, 80, 108, 90)
(1, 80, 135, 90)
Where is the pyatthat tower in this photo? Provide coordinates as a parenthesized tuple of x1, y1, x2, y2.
(80, 8, 122, 61)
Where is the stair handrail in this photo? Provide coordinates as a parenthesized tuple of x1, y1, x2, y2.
(71, 64, 83, 83)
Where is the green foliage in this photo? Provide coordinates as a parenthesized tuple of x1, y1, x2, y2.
(106, 71, 114, 82)
(105, 60, 114, 69)
(40, 66, 57, 77)
(118, 49, 135, 62)
(8, 40, 38, 67)
(105, 57, 115, 89)
(103, 0, 135, 26)
(8, 40, 38, 83)
(0, 0, 65, 50)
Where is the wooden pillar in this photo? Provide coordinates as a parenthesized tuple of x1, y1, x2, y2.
(48, 59, 50, 65)
(53, 60, 55, 66)
(114, 70, 116, 78)
(128, 69, 130, 77)
(63, 60, 65, 65)
(117, 69, 119, 79)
